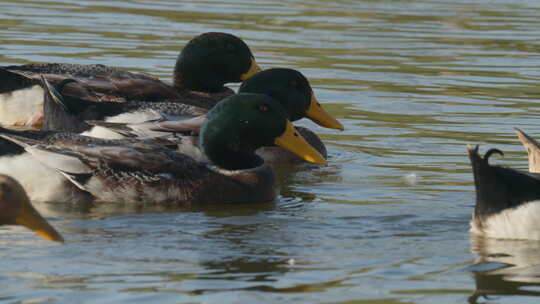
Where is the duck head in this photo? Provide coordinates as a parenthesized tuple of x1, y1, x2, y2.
(200, 93, 327, 170)
(174, 32, 261, 93)
(239, 68, 344, 130)
(0, 174, 64, 242)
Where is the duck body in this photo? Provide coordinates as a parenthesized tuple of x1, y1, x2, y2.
(468, 145, 540, 240)
(0, 32, 260, 128)
(0, 124, 202, 202)
(0, 127, 194, 203)
(27, 143, 275, 204)
(41, 77, 207, 134)
(17, 94, 326, 205)
(2, 63, 178, 101)
(0, 64, 222, 130)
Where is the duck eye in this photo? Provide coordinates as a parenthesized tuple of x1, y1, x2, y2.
(259, 104, 268, 112)
(227, 44, 236, 52)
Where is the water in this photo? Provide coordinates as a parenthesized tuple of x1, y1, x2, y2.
(1, 0, 540, 303)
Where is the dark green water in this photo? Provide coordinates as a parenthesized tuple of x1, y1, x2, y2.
(2, 0, 540, 303)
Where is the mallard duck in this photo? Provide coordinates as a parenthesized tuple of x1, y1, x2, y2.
(23, 93, 326, 204)
(0, 126, 198, 202)
(0, 32, 260, 127)
(239, 68, 343, 130)
(468, 144, 540, 240)
(0, 174, 63, 242)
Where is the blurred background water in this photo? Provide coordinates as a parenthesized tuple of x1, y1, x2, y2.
(2, 0, 540, 303)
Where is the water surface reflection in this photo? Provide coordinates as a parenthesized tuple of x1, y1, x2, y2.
(469, 236, 540, 303)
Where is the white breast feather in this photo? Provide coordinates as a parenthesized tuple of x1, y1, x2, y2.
(470, 201, 540, 240)
(0, 153, 67, 202)
(0, 85, 44, 126)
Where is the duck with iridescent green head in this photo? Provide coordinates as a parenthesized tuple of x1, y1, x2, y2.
(0, 32, 260, 127)
(25, 93, 326, 204)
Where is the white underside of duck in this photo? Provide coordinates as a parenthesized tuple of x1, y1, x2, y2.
(0, 153, 70, 202)
(470, 201, 540, 240)
(0, 85, 44, 127)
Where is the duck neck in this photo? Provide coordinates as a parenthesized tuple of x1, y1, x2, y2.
(173, 72, 194, 92)
(206, 146, 263, 171)
(173, 71, 225, 94)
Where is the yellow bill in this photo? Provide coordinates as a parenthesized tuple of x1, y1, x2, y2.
(240, 57, 262, 80)
(275, 121, 327, 166)
(305, 94, 344, 130)
(15, 201, 64, 243)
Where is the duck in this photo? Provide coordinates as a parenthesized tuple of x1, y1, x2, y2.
(0, 32, 260, 128)
(468, 144, 540, 240)
(21, 93, 327, 204)
(0, 126, 196, 202)
(0, 174, 64, 242)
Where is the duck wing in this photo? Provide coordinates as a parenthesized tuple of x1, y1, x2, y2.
(26, 142, 273, 204)
(41, 76, 207, 134)
(3, 63, 179, 102)
(25, 143, 206, 203)
(86, 114, 207, 139)
(0, 127, 181, 155)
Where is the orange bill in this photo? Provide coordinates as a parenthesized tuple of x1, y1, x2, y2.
(275, 121, 327, 166)
(305, 94, 344, 130)
(15, 201, 64, 242)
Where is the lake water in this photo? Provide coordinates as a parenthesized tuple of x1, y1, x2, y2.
(2, 0, 540, 303)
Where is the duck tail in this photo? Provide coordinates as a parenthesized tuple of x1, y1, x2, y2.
(0, 128, 28, 156)
(467, 144, 540, 220)
(0, 133, 41, 148)
(468, 144, 509, 221)
(0, 68, 38, 94)
(515, 128, 540, 173)
(0, 125, 58, 148)
(42, 77, 93, 133)
(41, 76, 69, 111)
(0, 126, 59, 156)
